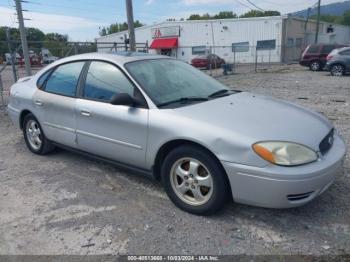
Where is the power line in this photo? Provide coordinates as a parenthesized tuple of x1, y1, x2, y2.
(234, 0, 254, 10)
(245, 0, 265, 11)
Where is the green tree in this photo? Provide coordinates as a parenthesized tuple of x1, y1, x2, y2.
(187, 14, 201, 20)
(26, 27, 45, 53)
(0, 26, 69, 59)
(99, 20, 144, 36)
(43, 32, 69, 57)
(263, 10, 281, 17)
(213, 11, 237, 19)
(342, 10, 350, 25)
(187, 13, 211, 20)
(239, 10, 264, 18)
(239, 10, 280, 18)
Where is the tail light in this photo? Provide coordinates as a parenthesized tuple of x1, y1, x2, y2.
(327, 55, 333, 61)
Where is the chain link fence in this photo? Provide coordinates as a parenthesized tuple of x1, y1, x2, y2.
(171, 44, 301, 78)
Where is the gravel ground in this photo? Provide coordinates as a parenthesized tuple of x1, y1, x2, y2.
(0, 65, 349, 255)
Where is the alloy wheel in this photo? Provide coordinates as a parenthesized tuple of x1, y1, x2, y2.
(26, 119, 42, 150)
(170, 157, 213, 206)
(310, 61, 320, 71)
(331, 65, 344, 76)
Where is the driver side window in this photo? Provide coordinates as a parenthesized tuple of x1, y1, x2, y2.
(83, 61, 134, 101)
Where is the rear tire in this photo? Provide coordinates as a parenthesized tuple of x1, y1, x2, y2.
(161, 145, 230, 215)
(23, 113, 55, 155)
(309, 60, 321, 71)
(330, 64, 344, 76)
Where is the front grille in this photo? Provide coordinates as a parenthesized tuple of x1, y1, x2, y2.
(319, 129, 334, 155)
(287, 191, 314, 201)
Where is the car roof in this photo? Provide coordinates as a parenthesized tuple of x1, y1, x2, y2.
(338, 46, 350, 52)
(50, 52, 168, 67)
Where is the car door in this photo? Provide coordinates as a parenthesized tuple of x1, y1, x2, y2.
(33, 61, 86, 147)
(75, 60, 149, 168)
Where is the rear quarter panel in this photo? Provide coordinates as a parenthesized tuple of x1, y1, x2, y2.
(8, 78, 41, 128)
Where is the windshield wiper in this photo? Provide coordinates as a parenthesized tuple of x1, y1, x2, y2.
(157, 97, 208, 108)
(208, 89, 231, 98)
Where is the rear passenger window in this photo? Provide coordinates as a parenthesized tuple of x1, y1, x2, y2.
(44, 62, 85, 97)
(37, 69, 52, 89)
(306, 45, 319, 53)
(83, 61, 134, 101)
(340, 50, 350, 55)
(321, 45, 335, 53)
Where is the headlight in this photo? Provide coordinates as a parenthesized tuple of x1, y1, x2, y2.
(252, 141, 318, 166)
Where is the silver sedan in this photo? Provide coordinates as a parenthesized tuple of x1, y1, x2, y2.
(7, 52, 346, 215)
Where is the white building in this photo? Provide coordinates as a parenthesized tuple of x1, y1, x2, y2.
(96, 16, 350, 64)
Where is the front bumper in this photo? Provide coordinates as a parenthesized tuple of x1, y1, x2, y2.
(221, 134, 346, 208)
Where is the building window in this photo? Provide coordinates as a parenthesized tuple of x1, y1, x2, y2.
(232, 42, 249, 52)
(257, 40, 276, 50)
(296, 38, 303, 48)
(287, 38, 294, 47)
(192, 46, 206, 55)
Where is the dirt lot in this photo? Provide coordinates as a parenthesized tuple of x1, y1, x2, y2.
(0, 65, 349, 255)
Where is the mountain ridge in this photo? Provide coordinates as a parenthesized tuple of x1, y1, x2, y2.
(292, 1, 350, 17)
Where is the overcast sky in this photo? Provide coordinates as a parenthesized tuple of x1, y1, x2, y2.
(0, 0, 344, 41)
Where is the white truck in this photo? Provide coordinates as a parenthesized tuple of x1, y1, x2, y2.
(41, 48, 59, 64)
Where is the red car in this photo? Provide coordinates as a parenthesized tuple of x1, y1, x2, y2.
(191, 54, 225, 69)
(300, 44, 348, 71)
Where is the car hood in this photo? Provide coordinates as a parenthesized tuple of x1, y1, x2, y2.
(174, 92, 333, 151)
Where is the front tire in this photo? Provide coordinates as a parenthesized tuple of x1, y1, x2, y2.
(330, 64, 344, 76)
(23, 113, 55, 155)
(161, 145, 229, 215)
(309, 60, 321, 71)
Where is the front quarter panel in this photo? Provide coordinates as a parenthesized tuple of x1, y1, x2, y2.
(146, 109, 268, 170)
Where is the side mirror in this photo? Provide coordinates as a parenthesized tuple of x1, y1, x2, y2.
(110, 93, 141, 107)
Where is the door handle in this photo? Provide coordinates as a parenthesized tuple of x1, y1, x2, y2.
(80, 110, 91, 117)
(34, 99, 43, 106)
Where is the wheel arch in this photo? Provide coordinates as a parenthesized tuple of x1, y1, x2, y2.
(152, 139, 228, 182)
(330, 62, 346, 68)
(19, 109, 33, 130)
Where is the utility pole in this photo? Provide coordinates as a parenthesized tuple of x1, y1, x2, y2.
(315, 0, 321, 44)
(125, 0, 136, 52)
(304, 8, 311, 32)
(14, 0, 31, 76)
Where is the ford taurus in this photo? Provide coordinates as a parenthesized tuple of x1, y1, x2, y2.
(7, 52, 346, 215)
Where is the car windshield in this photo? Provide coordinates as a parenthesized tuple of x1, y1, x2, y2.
(125, 59, 231, 108)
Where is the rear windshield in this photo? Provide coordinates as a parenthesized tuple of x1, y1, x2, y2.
(306, 45, 320, 53)
(321, 45, 336, 53)
(328, 49, 339, 56)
